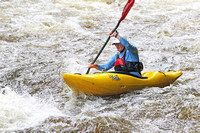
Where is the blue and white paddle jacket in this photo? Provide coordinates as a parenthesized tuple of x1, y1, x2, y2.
(97, 37, 141, 77)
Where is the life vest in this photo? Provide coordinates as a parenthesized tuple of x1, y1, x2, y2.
(114, 51, 143, 73)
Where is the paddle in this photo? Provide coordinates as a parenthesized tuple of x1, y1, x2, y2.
(86, 0, 135, 74)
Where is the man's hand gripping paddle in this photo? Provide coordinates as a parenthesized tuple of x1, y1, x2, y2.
(86, 0, 135, 74)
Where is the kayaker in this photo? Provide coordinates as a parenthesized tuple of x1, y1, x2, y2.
(88, 30, 143, 77)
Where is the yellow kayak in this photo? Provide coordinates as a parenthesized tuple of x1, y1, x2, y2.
(63, 71, 182, 96)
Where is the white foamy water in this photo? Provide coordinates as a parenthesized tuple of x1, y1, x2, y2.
(0, 87, 63, 131)
(0, 0, 200, 132)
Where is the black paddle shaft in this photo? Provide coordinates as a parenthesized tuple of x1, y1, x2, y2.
(86, 21, 121, 74)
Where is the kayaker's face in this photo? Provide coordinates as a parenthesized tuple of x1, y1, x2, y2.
(115, 43, 124, 52)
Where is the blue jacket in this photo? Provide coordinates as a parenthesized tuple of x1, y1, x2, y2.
(98, 37, 141, 77)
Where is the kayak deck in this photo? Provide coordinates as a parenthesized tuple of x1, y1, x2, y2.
(63, 71, 182, 96)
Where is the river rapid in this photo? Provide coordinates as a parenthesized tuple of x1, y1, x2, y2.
(0, 0, 200, 132)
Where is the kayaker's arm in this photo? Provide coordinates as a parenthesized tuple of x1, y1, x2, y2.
(97, 54, 116, 71)
(88, 54, 117, 71)
(110, 30, 138, 55)
(88, 64, 98, 69)
(109, 30, 121, 40)
(120, 37, 138, 55)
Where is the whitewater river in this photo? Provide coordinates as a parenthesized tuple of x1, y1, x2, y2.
(0, 0, 200, 132)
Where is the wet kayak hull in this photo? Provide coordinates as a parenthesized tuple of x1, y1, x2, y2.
(63, 71, 182, 96)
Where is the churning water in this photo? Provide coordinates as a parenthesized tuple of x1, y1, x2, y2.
(0, 0, 200, 132)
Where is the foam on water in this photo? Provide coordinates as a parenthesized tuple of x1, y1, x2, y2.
(0, 86, 63, 131)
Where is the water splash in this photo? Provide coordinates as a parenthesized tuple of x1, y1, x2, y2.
(0, 86, 63, 131)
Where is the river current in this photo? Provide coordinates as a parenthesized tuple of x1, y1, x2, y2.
(0, 0, 200, 132)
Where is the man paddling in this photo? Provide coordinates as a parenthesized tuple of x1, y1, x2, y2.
(88, 30, 143, 77)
